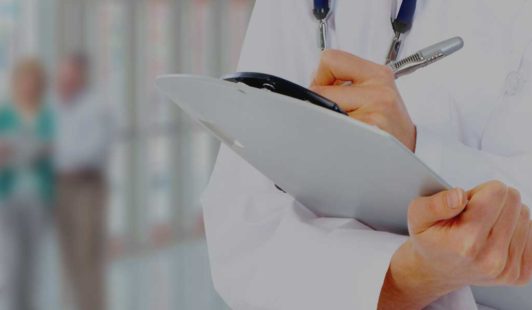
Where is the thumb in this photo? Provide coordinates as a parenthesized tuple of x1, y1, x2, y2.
(408, 188, 467, 235)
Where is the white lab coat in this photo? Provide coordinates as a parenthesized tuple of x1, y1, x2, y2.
(201, 1, 532, 309)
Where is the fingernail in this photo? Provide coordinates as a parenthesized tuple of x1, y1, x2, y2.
(447, 188, 464, 209)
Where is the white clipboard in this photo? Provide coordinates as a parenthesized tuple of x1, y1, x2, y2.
(156, 74, 449, 235)
(156, 74, 532, 309)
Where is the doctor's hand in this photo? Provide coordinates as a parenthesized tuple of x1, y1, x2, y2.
(310, 49, 417, 151)
(379, 181, 532, 310)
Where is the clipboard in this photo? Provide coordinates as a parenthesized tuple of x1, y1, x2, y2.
(156, 73, 532, 309)
(156, 74, 449, 235)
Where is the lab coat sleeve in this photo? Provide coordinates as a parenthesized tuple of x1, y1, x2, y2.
(415, 95, 532, 204)
(202, 1, 477, 309)
(203, 145, 478, 309)
(202, 145, 406, 310)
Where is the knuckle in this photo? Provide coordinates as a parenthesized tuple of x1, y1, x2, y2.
(456, 226, 485, 259)
(375, 65, 395, 80)
(498, 265, 522, 285)
(522, 205, 530, 220)
(515, 278, 530, 287)
(458, 235, 482, 259)
(507, 201, 522, 218)
(518, 207, 530, 224)
(480, 253, 508, 279)
(516, 269, 532, 286)
(508, 187, 522, 205)
(485, 180, 509, 198)
(508, 267, 522, 283)
(474, 181, 508, 208)
(380, 87, 398, 106)
(320, 49, 339, 64)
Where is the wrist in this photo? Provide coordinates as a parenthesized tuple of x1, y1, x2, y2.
(379, 241, 460, 309)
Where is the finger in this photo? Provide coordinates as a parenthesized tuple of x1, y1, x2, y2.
(310, 85, 381, 112)
(311, 49, 390, 86)
(496, 206, 530, 284)
(476, 188, 521, 283)
(408, 188, 468, 235)
(486, 188, 522, 251)
(516, 222, 532, 285)
(462, 181, 508, 232)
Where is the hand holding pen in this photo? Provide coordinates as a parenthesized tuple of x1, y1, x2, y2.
(310, 49, 418, 151)
(308, 36, 464, 151)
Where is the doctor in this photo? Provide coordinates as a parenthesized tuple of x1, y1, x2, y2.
(201, 0, 532, 309)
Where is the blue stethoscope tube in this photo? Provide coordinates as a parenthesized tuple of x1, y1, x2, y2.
(313, 0, 417, 30)
(313, 0, 417, 59)
(393, 0, 417, 33)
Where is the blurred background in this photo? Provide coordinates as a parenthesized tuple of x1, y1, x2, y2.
(0, 0, 255, 309)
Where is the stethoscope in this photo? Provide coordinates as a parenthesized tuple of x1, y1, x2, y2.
(313, 0, 417, 64)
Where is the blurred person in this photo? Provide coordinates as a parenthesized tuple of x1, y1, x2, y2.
(53, 53, 111, 310)
(0, 58, 54, 310)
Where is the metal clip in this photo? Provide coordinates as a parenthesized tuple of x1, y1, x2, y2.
(388, 37, 464, 79)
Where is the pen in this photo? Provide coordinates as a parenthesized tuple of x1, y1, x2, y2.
(335, 37, 463, 114)
(339, 37, 464, 89)
(389, 36, 464, 79)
